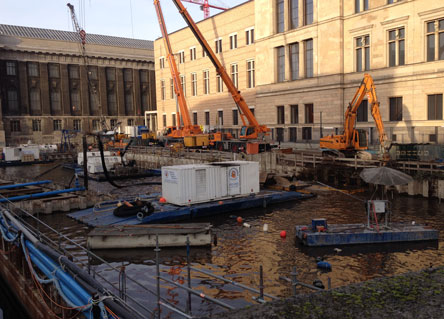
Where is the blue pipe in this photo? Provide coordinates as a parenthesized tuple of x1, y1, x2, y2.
(0, 187, 85, 203)
(0, 180, 52, 190)
(25, 240, 92, 306)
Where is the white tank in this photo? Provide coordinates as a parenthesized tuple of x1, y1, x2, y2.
(162, 161, 259, 206)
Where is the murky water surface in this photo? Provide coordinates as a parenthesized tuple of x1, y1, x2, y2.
(1, 164, 444, 318)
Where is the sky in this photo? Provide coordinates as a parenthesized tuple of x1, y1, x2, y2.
(0, 0, 248, 41)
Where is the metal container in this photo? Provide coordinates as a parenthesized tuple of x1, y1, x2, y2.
(162, 161, 259, 206)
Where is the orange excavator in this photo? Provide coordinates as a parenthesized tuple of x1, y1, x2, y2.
(320, 74, 390, 159)
(171, 0, 271, 153)
(154, 0, 207, 146)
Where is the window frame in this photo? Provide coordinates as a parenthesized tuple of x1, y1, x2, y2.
(229, 33, 238, 50)
(203, 70, 210, 94)
(247, 59, 255, 88)
(191, 73, 198, 96)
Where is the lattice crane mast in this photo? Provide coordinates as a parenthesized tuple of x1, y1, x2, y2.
(181, 0, 228, 19)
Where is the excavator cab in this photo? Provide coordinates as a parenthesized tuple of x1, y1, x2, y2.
(352, 129, 368, 149)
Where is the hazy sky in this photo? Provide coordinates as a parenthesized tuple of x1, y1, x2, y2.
(0, 0, 248, 41)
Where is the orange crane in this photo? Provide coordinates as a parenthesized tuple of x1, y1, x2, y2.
(154, 0, 204, 140)
(320, 74, 390, 158)
(171, 0, 270, 153)
(181, 0, 228, 19)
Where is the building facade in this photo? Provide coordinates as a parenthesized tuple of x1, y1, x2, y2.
(155, 0, 444, 145)
(0, 24, 156, 146)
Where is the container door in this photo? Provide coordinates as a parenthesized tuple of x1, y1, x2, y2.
(195, 169, 207, 201)
(227, 166, 240, 196)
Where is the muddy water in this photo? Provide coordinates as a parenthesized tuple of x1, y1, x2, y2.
(2, 163, 444, 318)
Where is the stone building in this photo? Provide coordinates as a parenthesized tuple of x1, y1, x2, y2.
(154, 0, 444, 145)
(0, 24, 156, 146)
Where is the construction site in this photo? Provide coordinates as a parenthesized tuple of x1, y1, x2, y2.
(1, 0, 444, 318)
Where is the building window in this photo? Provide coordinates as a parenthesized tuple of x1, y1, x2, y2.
(124, 92, 133, 115)
(191, 73, 197, 96)
(110, 119, 118, 129)
(277, 46, 285, 82)
(10, 120, 20, 132)
(172, 114, 176, 127)
(277, 105, 285, 124)
(389, 97, 403, 121)
(180, 75, 186, 96)
(305, 39, 313, 78)
(70, 91, 80, 113)
(140, 70, 148, 82)
(426, 19, 444, 62)
(289, 127, 297, 142)
(30, 88, 41, 113)
(232, 109, 239, 125)
(27, 63, 39, 77)
(170, 78, 175, 99)
(203, 70, 210, 94)
(388, 0, 404, 4)
(290, 43, 299, 80)
(276, 0, 284, 33)
(105, 68, 115, 81)
(178, 51, 185, 64)
(161, 80, 166, 100)
(304, 0, 313, 25)
(32, 119, 41, 132)
(69, 65, 80, 79)
(250, 107, 255, 115)
(193, 112, 198, 125)
(6, 61, 16, 76)
(290, 0, 299, 29)
(50, 91, 61, 113)
(73, 119, 81, 131)
(290, 105, 298, 124)
(123, 68, 131, 82)
(357, 100, 368, 122)
(92, 119, 100, 131)
(355, 0, 369, 13)
(190, 47, 196, 61)
(108, 93, 117, 115)
(276, 128, 284, 142)
(230, 34, 237, 50)
(247, 60, 255, 88)
(53, 119, 62, 131)
(215, 39, 222, 53)
(159, 57, 165, 69)
(246, 28, 254, 45)
(305, 103, 314, 123)
(217, 75, 224, 92)
(356, 35, 370, 71)
(48, 64, 59, 78)
(302, 127, 312, 140)
(231, 64, 238, 88)
(202, 46, 208, 57)
(162, 114, 167, 127)
(87, 67, 98, 81)
(128, 119, 134, 126)
(388, 28, 405, 67)
(217, 110, 224, 125)
(428, 94, 443, 120)
(7, 89, 19, 113)
(205, 111, 210, 125)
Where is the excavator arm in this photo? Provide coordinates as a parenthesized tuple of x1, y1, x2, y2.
(154, 0, 202, 137)
(171, 0, 269, 139)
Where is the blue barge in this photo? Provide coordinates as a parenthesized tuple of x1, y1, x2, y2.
(68, 191, 314, 227)
(296, 222, 439, 247)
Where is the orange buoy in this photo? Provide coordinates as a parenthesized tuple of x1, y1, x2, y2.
(236, 216, 243, 223)
(218, 200, 223, 205)
(280, 230, 287, 238)
(159, 197, 166, 203)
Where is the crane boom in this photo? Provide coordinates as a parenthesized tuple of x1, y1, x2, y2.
(154, 0, 202, 137)
(171, 0, 269, 140)
(181, 0, 228, 19)
(320, 74, 390, 158)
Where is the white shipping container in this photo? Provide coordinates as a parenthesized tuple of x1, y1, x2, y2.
(162, 161, 259, 206)
(3, 147, 22, 161)
(78, 151, 112, 165)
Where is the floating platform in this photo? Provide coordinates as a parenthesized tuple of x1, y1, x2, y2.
(295, 223, 439, 247)
(87, 223, 212, 249)
(68, 191, 314, 227)
(63, 163, 161, 181)
(0, 159, 54, 167)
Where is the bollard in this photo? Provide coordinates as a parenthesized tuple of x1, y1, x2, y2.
(328, 277, 331, 290)
(186, 236, 192, 315)
(119, 266, 127, 301)
(259, 265, 264, 301)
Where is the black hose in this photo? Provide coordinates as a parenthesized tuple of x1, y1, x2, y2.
(35, 242, 144, 319)
(97, 135, 123, 188)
